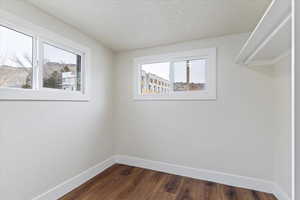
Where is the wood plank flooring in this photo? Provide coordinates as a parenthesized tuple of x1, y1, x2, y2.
(59, 164, 277, 200)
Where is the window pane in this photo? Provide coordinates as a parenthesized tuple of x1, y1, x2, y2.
(43, 43, 81, 91)
(140, 62, 170, 95)
(173, 59, 206, 92)
(0, 25, 33, 89)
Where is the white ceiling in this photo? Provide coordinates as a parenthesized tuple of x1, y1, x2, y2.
(26, 0, 271, 52)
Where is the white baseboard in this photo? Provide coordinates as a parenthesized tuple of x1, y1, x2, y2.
(114, 155, 275, 194)
(31, 155, 290, 200)
(32, 157, 115, 200)
(272, 184, 291, 200)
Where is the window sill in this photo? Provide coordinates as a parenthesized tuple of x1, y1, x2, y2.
(0, 89, 90, 102)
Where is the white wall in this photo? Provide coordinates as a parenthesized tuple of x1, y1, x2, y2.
(273, 56, 292, 198)
(113, 33, 278, 181)
(0, 1, 114, 200)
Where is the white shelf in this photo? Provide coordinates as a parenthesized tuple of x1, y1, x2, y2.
(236, 0, 291, 67)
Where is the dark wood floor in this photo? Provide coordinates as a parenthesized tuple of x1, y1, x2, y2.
(59, 164, 277, 200)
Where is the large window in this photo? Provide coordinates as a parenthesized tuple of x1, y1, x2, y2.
(134, 48, 216, 100)
(0, 15, 89, 101)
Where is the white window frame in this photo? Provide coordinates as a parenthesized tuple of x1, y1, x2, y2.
(134, 48, 217, 100)
(0, 10, 90, 101)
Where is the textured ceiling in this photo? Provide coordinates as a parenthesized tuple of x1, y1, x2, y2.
(26, 0, 272, 52)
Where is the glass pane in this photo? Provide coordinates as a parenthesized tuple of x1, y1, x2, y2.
(140, 62, 170, 95)
(173, 59, 207, 92)
(43, 43, 81, 91)
(0, 25, 33, 89)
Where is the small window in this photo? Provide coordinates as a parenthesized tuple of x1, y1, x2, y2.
(141, 62, 170, 95)
(0, 25, 33, 89)
(173, 59, 207, 92)
(134, 48, 216, 100)
(42, 43, 82, 92)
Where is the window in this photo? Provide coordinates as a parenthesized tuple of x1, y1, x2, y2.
(42, 43, 81, 91)
(134, 48, 216, 100)
(0, 25, 33, 89)
(173, 59, 207, 92)
(140, 62, 170, 95)
(0, 14, 89, 101)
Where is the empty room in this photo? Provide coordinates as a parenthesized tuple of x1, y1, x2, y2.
(0, 0, 295, 200)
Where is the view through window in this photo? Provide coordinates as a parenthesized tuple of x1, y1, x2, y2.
(43, 43, 81, 91)
(141, 62, 170, 95)
(0, 25, 33, 89)
(173, 59, 206, 92)
(140, 59, 207, 95)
